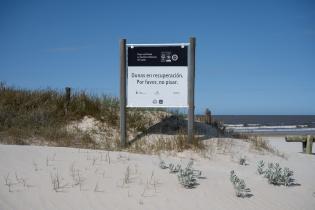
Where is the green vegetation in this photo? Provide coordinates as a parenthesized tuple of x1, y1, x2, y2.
(0, 82, 163, 148)
(257, 161, 295, 186)
(129, 130, 205, 154)
(1, 82, 201, 153)
(230, 170, 251, 198)
(159, 159, 203, 189)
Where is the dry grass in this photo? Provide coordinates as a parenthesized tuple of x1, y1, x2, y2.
(128, 130, 205, 155)
(0, 83, 287, 159)
(0, 82, 165, 149)
(248, 136, 287, 159)
(228, 131, 287, 159)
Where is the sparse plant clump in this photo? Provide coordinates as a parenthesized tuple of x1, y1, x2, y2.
(69, 163, 85, 190)
(4, 173, 14, 192)
(264, 163, 282, 185)
(282, 167, 295, 186)
(159, 159, 203, 189)
(50, 171, 69, 192)
(141, 171, 160, 197)
(239, 156, 246, 166)
(169, 163, 181, 173)
(3, 172, 31, 192)
(159, 160, 168, 169)
(14, 172, 28, 188)
(105, 151, 111, 164)
(257, 160, 265, 175)
(230, 170, 251, 198)
(123, 166, 131, 185)
(177, 161, 202, 189)
(257, 160, 295, 186)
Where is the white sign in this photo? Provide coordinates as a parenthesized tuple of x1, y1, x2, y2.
(127, 46, 188, 107)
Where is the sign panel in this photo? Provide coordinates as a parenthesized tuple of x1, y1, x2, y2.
(127, 46, 188, 107)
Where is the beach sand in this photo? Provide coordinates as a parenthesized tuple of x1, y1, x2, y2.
(0, 136, 314, 210)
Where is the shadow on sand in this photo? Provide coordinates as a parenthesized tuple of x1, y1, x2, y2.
(128, 115, 221, 145)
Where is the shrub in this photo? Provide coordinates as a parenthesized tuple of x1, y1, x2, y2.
(159, 160, 168, 169)
(239, 156, 246, 166)
(258, 161, 295, 186)
(264, 163, 282, 185)
(230, 170, 251, 198)
(257, 160, 265, 175)
(169, 163, 181, 173)
(159, 159, 202, 189)
(177, 161, 202, 189)
(282, 167, 294, 186)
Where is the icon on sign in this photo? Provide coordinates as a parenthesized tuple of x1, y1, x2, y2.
(161, 51, 172, 63)
(136, 91, 145, 95)
(152, 99, 157, 104)
(159, 99, 163, 104)
(171, 54, 178, 61)
(166, 55, 171, 62)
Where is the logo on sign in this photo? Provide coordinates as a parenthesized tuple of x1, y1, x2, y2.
(171, 54, 178, 61)
(161, 51, 172, 63)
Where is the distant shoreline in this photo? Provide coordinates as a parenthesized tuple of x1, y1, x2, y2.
(231, 130, 315, 137)
(211, 115, 315, 127)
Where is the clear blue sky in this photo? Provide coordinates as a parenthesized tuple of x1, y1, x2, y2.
(0, 0, 314, 114)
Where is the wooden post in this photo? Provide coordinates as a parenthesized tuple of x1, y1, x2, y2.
(188, 37, 196, 143)
(306, 135, 313, 154)
(65, 87, 71, 115)
(120, 39, 127, 147)
(285, 135, 314, 154)
(302, 141, 307, 153)
(205, 108, 211, 124)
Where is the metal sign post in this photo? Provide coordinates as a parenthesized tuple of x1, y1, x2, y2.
(188, 37, 196, 143)
(120, 39, 127, 147)
(120, 37, 196, 147)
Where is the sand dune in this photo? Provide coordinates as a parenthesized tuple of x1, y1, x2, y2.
(0, 137, 314, 210)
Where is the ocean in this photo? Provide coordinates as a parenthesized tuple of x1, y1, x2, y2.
(212, 115, 315, 135)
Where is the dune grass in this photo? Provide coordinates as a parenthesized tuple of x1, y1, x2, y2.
(0, 82, 164, 147)
(0, 82, 276, 156)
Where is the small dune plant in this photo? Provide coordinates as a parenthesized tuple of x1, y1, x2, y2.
(159, 159, 202, 189)
(257, 160, 265, 175)
(257, 160, 295, 186)
(169, 163, 181, 173)
(230, 170, 251, 198)
(159, 160, 168, 169)
(177, 160, 202, 189)
(239, 156, 247, 166)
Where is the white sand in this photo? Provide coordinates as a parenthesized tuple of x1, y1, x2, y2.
(0, 137, 314, 210)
